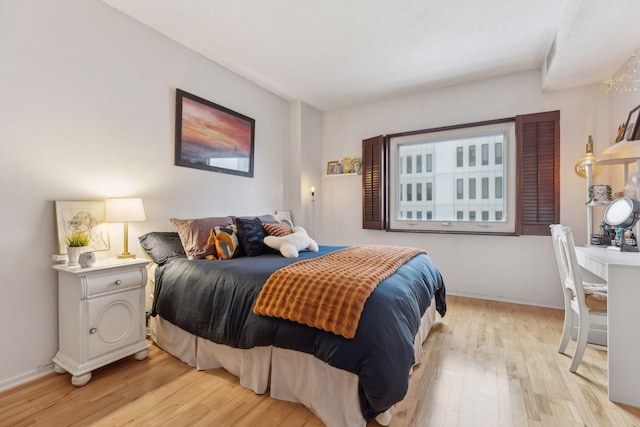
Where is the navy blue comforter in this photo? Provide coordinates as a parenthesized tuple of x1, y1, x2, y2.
(151, 245, 446, 420)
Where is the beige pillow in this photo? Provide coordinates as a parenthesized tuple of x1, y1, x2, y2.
(170, 216, 234, 260)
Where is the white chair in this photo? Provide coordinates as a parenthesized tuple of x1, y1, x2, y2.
(550, 224, 607, 373)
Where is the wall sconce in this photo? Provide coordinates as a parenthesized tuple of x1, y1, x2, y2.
(311, 187, 316, 201)
(105, 197, 146, 258)
(574, 135, 603, 178)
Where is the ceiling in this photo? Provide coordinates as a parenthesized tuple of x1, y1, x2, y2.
(101, 0, 640, 111)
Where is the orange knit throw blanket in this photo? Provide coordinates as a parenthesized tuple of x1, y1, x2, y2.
(253, 245, 426, 339)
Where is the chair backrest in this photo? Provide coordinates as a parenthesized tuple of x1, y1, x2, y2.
(550, 224, 587, 309)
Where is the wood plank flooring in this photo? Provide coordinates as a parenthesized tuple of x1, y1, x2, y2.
(2, 295, 640, 426)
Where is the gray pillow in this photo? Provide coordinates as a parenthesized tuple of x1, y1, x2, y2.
(139, 232, 186, 265)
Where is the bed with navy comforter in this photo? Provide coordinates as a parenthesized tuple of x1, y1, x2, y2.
(150, 244, 446, 422)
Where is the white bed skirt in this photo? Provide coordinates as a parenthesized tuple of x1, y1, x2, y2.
(151, 299, 437, 427)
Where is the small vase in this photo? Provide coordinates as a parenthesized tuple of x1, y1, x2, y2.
(67, 246, 88, 267)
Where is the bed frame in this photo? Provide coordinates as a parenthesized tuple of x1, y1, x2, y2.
(150, 299, 437, 427)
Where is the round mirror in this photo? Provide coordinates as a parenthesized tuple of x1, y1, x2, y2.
(604, 197, 640, 228)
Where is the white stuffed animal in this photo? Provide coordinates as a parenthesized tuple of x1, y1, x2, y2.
(264, 226, 319, 258)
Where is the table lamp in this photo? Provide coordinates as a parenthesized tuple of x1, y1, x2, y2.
(105, 198, 146, 258)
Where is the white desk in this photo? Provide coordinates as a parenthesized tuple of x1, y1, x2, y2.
(575, 246, 640, 407)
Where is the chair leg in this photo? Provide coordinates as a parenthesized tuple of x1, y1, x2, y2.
(570, 315, 589, 373)
(557, 307, 573, 354)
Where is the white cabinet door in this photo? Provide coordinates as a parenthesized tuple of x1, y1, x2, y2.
(86, 288, 142, 360)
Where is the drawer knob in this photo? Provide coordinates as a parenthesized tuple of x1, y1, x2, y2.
(114, 280, 122, 286)
(89, 328, 97, 334)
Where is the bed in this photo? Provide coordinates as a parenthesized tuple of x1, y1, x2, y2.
(140, 219, 446, 427)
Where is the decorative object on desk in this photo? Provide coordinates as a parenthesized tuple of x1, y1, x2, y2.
(64, 231, 91, 267)
(55, 200, 110, 255)
(78, 251, 96, 268)
(174, 89, 255, 178)
(604, 197, 640, 252)
(587, 184, 612, 205)
(326, 161, 338, 175)
(628, 171, 640, 200)
(105, 198, 146, 259)
(622, 105, 640, 141)
(574, 135, 602, 178)
(591, 221, 616, 246)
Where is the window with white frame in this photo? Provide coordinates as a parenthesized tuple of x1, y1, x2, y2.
(388, 120, 516, 233)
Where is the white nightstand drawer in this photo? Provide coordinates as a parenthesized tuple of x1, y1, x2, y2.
(86, 269, 143, 297)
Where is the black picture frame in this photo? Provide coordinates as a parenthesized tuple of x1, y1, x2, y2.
(175, 89, 255, 177)
(623, 104, 640, 141)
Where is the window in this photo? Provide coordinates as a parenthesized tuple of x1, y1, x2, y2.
(407, 211, 412, 219)
(417, 211, 422, 219)
(482, 177, 489, 199)
(416, 183, 423, 201)
(416, 155, 422, 173)
(482, 211, 489, 221)
(362, 111, 560, 235)
(387, 119, 516, 233)
(495, 142, 503, 165)
(481, 144, 489, 165)
(406, 183, 412, 201)
(407, 156, 412, 174)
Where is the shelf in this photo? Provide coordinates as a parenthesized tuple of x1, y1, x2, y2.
(599, 140, 640, 163)
(325, 173, 359, 177)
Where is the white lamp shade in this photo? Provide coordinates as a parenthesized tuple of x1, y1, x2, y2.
(105, 198, 146, 223)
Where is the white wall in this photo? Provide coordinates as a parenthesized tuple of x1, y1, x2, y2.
(3, 0, 639, 394)
(0, 0, 289, 390)
(320, 70, 614, 308)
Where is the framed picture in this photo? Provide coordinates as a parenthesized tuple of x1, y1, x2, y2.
(55, 201, 110, 254)
(327, 161, 339, 175)
(587, 184, 612, 205)
(175, 89, 255, 177)
(623, 105, 640, 141)
(275, 210, 293, 228)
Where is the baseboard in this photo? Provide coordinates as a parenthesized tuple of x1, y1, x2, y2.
(446, 290, 564, 310)
(0, 364, 54, 393)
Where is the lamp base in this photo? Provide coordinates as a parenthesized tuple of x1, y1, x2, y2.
(117, 253, 137, 259)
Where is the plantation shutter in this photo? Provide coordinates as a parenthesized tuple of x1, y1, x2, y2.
(362, 135, 386, 230)
(515, 110, 560, 235)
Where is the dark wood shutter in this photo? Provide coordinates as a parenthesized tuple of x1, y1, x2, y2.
(362, 135, 386, 230)
(516, 110, 560, 235)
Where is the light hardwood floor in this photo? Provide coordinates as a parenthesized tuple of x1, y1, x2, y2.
(2, 295, 640, 426)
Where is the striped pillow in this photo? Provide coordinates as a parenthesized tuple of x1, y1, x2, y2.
(263, 222, 293, 237)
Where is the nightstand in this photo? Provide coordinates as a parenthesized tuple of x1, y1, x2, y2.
(52, 258, 150, 386)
